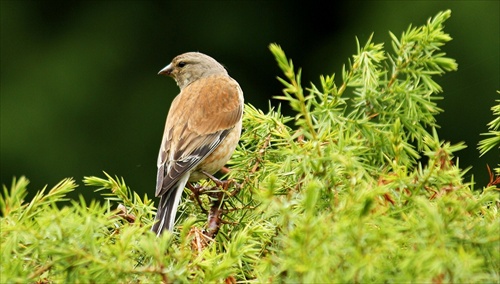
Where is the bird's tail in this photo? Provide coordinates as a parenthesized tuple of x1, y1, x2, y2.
(151, 175, 189, 236)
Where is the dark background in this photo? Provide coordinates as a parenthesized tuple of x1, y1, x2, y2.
(1, 1, 499, 201)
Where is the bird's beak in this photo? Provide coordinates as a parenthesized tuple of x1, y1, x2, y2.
(158, 63, 173, 76)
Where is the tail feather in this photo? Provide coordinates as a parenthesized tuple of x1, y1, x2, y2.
(151, 174, 189, 236)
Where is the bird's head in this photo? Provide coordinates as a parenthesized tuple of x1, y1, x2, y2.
(158, 52, 228, 89)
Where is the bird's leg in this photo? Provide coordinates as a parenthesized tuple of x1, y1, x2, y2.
(187, 183, 208, 213)
(201, 170, 228, 189)
(201, 170, 241, 193)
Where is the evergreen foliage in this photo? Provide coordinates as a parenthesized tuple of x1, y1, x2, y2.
(1, 10, 499, 283)
(478, 91, 500, 176)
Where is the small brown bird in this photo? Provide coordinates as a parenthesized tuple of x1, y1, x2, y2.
(152, 52, 244, 235)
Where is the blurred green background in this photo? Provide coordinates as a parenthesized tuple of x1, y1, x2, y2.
(1, 1, 498, 201)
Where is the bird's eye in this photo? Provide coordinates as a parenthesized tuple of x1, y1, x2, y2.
(177, 61, 187, 68)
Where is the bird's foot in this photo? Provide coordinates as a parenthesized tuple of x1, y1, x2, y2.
(202, 170, 241, 194)
(187, 183, 208, 213)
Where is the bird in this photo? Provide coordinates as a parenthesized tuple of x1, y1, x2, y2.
(151, 52, 244, 236)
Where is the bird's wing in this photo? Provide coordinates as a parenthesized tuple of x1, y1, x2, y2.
(156, 75, 243, 197)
